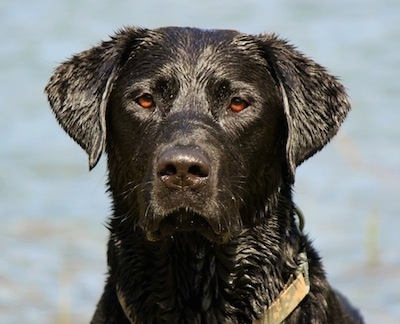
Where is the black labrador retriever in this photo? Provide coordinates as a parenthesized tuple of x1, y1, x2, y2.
(45, 27, 363, 323)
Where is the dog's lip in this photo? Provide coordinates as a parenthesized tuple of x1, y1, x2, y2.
(147, 209, 227, 243)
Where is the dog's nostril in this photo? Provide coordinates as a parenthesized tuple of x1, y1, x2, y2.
(188, 165, 208, 178)
(160, 164, 177, 177)
(157, 147, 210, 189)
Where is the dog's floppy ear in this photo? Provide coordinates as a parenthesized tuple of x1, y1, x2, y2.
(45, 27, 147, 170)
(257, 34, 350, 182)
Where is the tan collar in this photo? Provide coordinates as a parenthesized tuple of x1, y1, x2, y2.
(254, 251, 310, 324)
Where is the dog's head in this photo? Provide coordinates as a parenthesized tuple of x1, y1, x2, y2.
(46, 27, 350, 243)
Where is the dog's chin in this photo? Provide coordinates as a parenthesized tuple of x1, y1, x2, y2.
(146, 210, 230, 244)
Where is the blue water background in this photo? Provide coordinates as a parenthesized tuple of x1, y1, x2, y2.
(1, 0, 399, 322)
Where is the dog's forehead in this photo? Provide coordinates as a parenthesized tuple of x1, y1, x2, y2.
(131, 27, 266, 78)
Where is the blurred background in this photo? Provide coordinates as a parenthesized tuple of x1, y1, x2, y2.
(1, 0, 399, 322)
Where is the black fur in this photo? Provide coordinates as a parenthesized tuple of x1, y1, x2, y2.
(45, 27, 363, 323)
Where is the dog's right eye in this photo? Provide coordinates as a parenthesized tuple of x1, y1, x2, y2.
(229, 97, 249, 112)
(135, 93, 155, 109)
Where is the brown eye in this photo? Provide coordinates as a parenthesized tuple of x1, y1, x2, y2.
(136, 93, 155, 108)
(229, 97, 248, 112)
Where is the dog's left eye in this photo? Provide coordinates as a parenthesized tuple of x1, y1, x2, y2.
(229, 97, 249, 112)
(135, 93, 155, 109)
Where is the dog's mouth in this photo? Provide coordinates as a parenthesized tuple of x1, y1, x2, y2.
(146, 209, 229, 243)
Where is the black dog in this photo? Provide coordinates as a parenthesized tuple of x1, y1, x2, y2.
(46, 27, 363, 323)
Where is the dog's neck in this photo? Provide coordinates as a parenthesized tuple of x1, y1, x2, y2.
(109, 187, 305, 322)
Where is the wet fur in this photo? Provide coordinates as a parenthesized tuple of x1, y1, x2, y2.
(46, 27, 363, 323)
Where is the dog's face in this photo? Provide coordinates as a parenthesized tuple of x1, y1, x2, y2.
(45, 27, 350, 243)
(108, 28, 285, 242)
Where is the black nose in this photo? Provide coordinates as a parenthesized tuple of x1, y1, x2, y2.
(157, 147, 210, 190)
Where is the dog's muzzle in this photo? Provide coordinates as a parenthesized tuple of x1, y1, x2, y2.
(144, 146, 230, 243)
